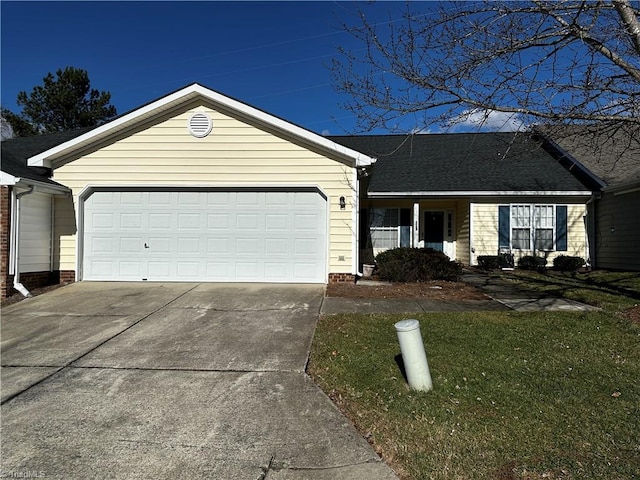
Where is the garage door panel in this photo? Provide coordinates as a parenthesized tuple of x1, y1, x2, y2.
(237, 214, 259, 230)
(149, 191, 172, 205)
(265, 238, 288, 255)
(265, 214, 288, 230)
(294, 263, 319, 281)
(120, 191, 144, 205)
(90, 213, 114, 229)
(178, 213, 201, 229)
(207, 238, 229, 254)
(236, 238, 259, 255)
(236, 262, 260, 278)
(148, 237, 171, 253)
(83, 189, 326, 282)
(119, 261, 143, 278)
(120, 237, 143, 253)
(177, 262, 200, 278)
(207, 214, 229, 229)
(149, 213, 172, 229)
(91, 237, 114, 253)
(178, 192, 201, 205)
(148, 261, 171, 277)
(264, 262, 289, 280)
(237, 192, 259, 205)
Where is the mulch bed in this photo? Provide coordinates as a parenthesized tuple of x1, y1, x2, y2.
(326, 279, 488, 300)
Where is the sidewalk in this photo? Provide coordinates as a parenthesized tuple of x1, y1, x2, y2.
(461, 271, 600, 312)
(321, 271, 599, 315)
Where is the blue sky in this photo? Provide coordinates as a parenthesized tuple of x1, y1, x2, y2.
(1, 1, 414, 136)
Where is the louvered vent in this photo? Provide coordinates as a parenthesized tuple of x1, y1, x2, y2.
(187, 112, 213, 138)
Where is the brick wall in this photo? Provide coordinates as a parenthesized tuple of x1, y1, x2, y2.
(1, 186, 11, 300)
(328, 272, 356, 283)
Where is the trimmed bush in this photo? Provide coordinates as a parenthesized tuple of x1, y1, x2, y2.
(518, 255, 548, 270)
(477, 255, 500, 270)
(375, 247, 462, 282)
(478, 253, 515, 270)
(553, 255, 585, 272)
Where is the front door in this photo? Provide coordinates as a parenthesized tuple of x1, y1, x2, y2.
(424, 211, 444, 252)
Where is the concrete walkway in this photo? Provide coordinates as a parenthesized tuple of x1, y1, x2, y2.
(1, 282, 398, 480)
(461, 271, 600, 312)
(321, 271, 599, 315)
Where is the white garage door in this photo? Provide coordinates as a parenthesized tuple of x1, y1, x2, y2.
(82, 189, 327, 283)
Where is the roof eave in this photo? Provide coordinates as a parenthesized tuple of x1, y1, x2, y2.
(367, 190, 593, 198)
(0, 173, 71, 194)
(603, 179, 640, 195)
(28, 83, 376, 169)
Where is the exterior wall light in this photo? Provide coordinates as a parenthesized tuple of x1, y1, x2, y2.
(339, 196, 346, 210)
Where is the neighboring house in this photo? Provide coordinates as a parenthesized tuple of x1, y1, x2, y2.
(544, 126, 640, 271)
(5, 83, 373, 297)
(1, 130, 97, 298)
(328, 133, 593, 267)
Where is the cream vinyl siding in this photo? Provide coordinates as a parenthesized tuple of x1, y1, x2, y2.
(455, 200, 470, 265)
(471, 201, 587, 264)
(595, 189, 640, 271)
(53, 104, 356, 277)
(19, 192, 52, 273)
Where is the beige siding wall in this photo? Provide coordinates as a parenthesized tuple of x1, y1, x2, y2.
(52, 103, 357, 277)
(19, 192, 52, 272)
(471, 201, 587, 265)
(595, 189, 640, 271)
(455, 200, 470, 264)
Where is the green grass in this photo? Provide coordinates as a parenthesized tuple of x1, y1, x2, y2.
(309, 275, 640, 479)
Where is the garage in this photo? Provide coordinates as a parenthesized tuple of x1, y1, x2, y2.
(82, 188, 327, 283)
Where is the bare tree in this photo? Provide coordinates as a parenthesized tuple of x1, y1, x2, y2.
(332, 0, 640, 137)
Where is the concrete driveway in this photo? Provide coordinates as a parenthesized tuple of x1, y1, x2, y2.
(1, 283, 398, 480)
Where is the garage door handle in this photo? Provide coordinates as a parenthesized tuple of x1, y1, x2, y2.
(144, 243, 149, 249)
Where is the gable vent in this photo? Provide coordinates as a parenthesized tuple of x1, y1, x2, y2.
(187, 112, 213, 138)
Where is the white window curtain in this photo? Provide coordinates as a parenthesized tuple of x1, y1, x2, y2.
(370, 208, 400, 251)
(511, 204, 555, 251)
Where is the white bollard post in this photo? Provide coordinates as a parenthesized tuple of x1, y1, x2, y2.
(394, 319, 433, 391)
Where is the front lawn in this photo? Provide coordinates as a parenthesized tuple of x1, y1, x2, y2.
(308, 273, 640, 479)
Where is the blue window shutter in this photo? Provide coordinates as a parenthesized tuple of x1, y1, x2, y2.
(556, 205, 567, 251)
(498, 206, 510, 248)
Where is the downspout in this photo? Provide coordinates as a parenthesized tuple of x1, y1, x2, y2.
(355, 167, 363, 277)
(12, 185, 35, 297)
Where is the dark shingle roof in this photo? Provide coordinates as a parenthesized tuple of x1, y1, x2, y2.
(328, 132, 591, 194)
(1, 128, 91, 185)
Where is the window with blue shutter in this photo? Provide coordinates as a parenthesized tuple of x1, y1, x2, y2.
(498, 205, 510, 248)
(556, 205, 568, 251)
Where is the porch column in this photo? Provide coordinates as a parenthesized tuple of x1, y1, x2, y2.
(413, 202, 420, 247)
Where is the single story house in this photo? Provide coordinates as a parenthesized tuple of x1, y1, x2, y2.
(1, 84, 374, 299)
(3, 83, 618, 299)
(544, 125, 640, 271)
(329, 133, 593, 267)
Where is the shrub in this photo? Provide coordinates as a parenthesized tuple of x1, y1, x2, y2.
(375, 247, 462, 282)
(553, 255, 585, 272)
(478, 253, 515, 270)
(518, 255, 548, 270)
(477, 255, 499, 270)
